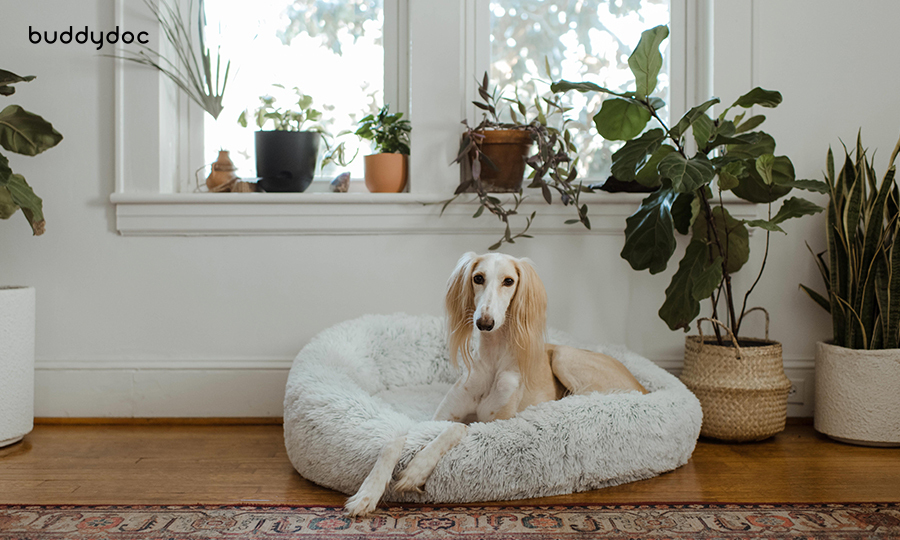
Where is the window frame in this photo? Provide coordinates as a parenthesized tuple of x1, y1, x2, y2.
(111, 0, 743, 237)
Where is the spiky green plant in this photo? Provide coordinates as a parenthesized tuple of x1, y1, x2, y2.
(802, 133, 900, 349)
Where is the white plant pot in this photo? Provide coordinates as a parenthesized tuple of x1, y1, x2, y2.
(815, 341, 900, 447)
(0, 286, 35, 448)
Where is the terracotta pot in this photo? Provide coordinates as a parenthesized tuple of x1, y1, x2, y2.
(814, 342, 900, 447)
(364, 153, 408, 193)
(206, 150, 238, 192)
(462, 129, 533, 192)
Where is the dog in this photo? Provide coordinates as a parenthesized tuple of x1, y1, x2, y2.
(344, 252, 648, 516)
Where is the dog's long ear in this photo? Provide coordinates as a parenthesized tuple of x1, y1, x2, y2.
(509, 257, 548, 386)
(446, 252, 477, 370)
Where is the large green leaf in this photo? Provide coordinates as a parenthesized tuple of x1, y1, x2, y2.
(671, 192, 696, 235)
(0, 70, 35, 96)
(627, 25, 669, 98)
(550, 79, 634, 99)
(4, 173, 44, 235)
(731, 87, 783, 109)
(0, 105, 63, 156)
(692, 113, 715, 150)
(693, 205, 749, 274)
(726, 132, 776, 159)
(0, 153, 11, 185)
(755, 154, 795, 186)
(0, 185, 17, 219)
(732, 162, 793, 203)
(746, 197, 823, 233)
(621, 186, 677, 274)
(634, 144, 675, 188)
(779, 178, 829, 193)
(658, 239, 722, 331)
(669, 98, 720, 140)
(610, 128, 665, 182)
(735, 115, 766, 134)
(658, 152, 715, 193)
(592, 98, 651, 141)
(717, 161, 745, 191)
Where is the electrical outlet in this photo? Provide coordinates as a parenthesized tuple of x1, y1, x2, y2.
(787, 377, 806, 405)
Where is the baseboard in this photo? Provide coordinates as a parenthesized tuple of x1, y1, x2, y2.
(34, 417, 283, 425)
(33, 358, 816, 418)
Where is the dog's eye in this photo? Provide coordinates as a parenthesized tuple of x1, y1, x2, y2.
(503, 278, 515, 287)
(473, 274, 485, 285)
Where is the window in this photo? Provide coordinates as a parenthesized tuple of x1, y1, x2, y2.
(203, 0, 389, 180)
(489, 0, 670, 182)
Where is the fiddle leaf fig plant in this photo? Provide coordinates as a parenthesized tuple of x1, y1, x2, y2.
(553, 25, 825, 342)
(0, 69, 63, 236)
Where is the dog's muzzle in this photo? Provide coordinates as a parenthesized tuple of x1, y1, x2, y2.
(476, 316, 495, 332)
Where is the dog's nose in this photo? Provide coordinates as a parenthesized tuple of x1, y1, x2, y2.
(476, 317, 494, 332)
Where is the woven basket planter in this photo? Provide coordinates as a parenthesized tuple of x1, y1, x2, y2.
(680, 311, 791, 442)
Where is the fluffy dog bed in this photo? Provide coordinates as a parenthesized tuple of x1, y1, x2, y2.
(283, 313, 702, 503)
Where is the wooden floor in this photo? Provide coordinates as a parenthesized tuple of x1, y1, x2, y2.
(0, 421, 897, 506)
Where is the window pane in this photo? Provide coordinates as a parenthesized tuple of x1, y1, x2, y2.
(203, 0, 384, 184)
(490, 0, 669, 182)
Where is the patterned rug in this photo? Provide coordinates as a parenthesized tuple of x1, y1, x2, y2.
(1, 503, 898, 539)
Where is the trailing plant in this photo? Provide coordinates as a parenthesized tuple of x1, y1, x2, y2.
(553, 25, 825, 342)
(237, 85, 324, 132)
(443, 71, 590, 251)
(355, 104, 410, 155)
(115, 0, 230, 120)
(0, 69, 63, 236)
(801, 133, 900, 350)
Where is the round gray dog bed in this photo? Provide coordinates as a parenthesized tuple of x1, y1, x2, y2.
(283, 313, 702, 503)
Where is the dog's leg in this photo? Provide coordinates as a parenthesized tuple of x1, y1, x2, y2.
(393, 423, 467, 493)
(344, 434, 406, 517)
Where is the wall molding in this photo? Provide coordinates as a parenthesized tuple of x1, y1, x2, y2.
(110, 192, 760, 236)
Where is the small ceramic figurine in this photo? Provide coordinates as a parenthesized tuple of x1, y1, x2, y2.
(330, 172, 351, 193)
(206, 150, 239, 192)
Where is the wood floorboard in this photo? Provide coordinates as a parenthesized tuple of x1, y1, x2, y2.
(0, 423, 897, 506)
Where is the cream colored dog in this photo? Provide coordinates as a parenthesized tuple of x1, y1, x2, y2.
(344, 252, 647, 516)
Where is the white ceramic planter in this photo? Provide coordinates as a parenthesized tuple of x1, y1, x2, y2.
(815, 341, 900, 447)
(0, 286, 35, 448)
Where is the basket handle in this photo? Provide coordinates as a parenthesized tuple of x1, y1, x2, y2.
(740, 306, 770, 341)
(696, 318, 743, 360)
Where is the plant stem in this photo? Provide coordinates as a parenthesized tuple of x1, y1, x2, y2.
(736, 203, 772, 336)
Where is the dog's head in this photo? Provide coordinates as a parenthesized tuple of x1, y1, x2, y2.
(445, 252, 547, 371)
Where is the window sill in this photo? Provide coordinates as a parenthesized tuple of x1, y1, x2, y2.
(110, 192, 760, 236)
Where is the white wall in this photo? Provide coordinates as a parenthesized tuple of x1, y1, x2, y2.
(2, 0, 899, 418)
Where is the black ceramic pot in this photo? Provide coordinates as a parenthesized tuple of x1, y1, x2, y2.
(254, 131, 320, 192)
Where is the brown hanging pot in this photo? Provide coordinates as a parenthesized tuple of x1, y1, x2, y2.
(680, 308, 791, 442)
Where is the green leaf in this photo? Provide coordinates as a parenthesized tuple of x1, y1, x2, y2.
(592, 98, 651, 141)
(658, 152, 715, 193)
(726, 132, 776, 159)
(745, 219, 786, 233)
(717, 161, 744, 191)
(0, 105, 63, 156)
(0, 70, 36, 96)
(0, 185, 17, 219)
(628, 25, 669, 98)
(610, 128, 665, 182)
(634, 144, 676, 188)
(800, 284, 831, 313)
(658, 240, 719, 331)
(550, 80, 634, 99)
(671, 192, 695, 235)
(735, 114, 766, 133)
(693, 205, 749, 274)
(780, 178, 829, 193)
(670, 98, 720, 140)
(4, 173, 44, 235)
(731, 87, 783, 109)
(732, 161, 793, 203)
(770, 196, 824, 224)
(621, 186, 677, 274)
(0, 153, 11, 185)
(692, 113, 715, 150)
(692, 254, 724, 300)
(756, 154, 776, 185)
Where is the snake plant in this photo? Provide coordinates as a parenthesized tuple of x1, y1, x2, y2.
(802, 133, 900, 349)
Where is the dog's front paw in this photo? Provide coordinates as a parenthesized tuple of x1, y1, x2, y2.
(344, 491, 379, 517)
(393, 462, 429, 493)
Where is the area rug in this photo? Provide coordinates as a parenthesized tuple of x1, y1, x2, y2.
(1, 503, 898, 539)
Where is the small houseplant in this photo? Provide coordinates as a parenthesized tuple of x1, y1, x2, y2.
(445, 72, 590, 250)
(553, 25, 824, 441)
(801, 133, 900, 446)
(237, 86, 325, 192)
(354, 104, 410, 193)
(0, 69, 63, 448)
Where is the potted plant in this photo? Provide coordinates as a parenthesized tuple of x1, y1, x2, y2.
(801, 133, 900, 447)
(553, 25, 825, 441)
(237, 85, 325, 192)
(354, 104, 410, 193)
(443, 72, 590, 251)
(0, 69, 63, 447)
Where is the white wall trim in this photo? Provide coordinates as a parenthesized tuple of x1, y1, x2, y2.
(110, 192, 760, 236)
